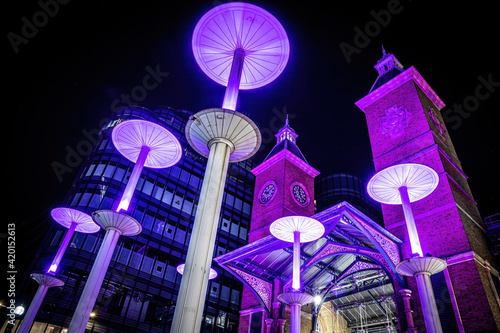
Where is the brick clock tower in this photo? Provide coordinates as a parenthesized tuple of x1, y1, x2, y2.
(355, 50, 500, 331)
(238, 118, 320, 329)
(248, 118, 319, 244)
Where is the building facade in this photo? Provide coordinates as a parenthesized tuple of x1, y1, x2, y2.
(315, 172, 383, 225)
(17, 106, 256, 333)
(355, 50, 500, 331)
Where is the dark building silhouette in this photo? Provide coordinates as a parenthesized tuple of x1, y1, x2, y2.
(16, 106, 256, 333)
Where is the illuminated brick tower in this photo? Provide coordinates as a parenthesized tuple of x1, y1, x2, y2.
(238, 119, 320, 328)
(355, 49, 500, 331)
(248, 118, 319, 243)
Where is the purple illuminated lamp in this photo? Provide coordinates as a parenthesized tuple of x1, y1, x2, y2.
(176, 263, 218, 280)
(172, 3, 289, 332)
(112, 119, 182, 212)
(68, 120, 182, 333)
(16, 208, 98, 333)
(367, 163, 446, 333)
(192, 1, 289, 110)
(270, 216, 324, 333)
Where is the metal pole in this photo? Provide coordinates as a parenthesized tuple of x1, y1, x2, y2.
(398, 186, 423, 257)
(117, 146, 150, 212)
(290, 303, 301, 333)
(16, 285, 49, 333)
(48, 222, 77, 273)
(170, 140, 231, 333)
(222, 48, 245, 111)
(293, 231, 301, 291)
(414, 272, 443, 333)
(67, 228, 121, 333)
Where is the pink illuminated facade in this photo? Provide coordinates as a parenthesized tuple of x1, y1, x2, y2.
(356, 50, 500, 331)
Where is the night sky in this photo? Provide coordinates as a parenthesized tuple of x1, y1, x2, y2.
(6, 0, 499, 239)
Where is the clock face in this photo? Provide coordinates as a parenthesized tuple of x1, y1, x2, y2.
(259, 181, 277, 204)
(291, 182, 309, 206)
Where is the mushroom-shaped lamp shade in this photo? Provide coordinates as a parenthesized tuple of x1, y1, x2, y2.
(192, 2, 290, 90)
(270, 216, 324, 290)
(366, 163, 439, 205)
(111, 119, 182, 212)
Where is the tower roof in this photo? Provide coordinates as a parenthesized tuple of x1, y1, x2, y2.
(369, 46, 405, 93)
(263, 116, 308, 163)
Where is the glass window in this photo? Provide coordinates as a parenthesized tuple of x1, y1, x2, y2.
(225, 193, 234, 206)
(189, 175, 200, 189)
(94, 164, 105, 177)
(85, 164, 96, 177)
(70, 233, 85, 249)
(113, 167, 126, 182)
(230, 289, 240, 305)
(88, 194, 101, 209)
(182, 198, 193, 215)
(230, 222, 239, 237)
(170, 166, 180, 179)
(162, 189, 173, 205)
(210, 282, 220, 299)
(239, 226, 248, 240)
(50, 231, 63, 247)
(172, 194, 183, 210)
(79, 192, 92, 208)
(141, 256, 154, 274)
(243, 202, 251, 215)
(153, 184, 164, 201)
(103, 164, 116, 179)
(118, 247, 131, 265)
(220, 286, 230, 302)
(129, 251, 143, 269)
(142, 178, 154, 196)
(179, 170, 190, 184)
(221, 218, 230, 233)
(250, 311, 262, 333)
(82, 235, 97, 252)
(143, 212, 155, 231)
(174, 228, 186, 243)
(165, 265, 177, 283)
(234, 198, 243, 212)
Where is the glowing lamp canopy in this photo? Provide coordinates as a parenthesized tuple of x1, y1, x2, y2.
(192, 2, 290, 90)
(269, 216, 325, 243)
(176, 263, 218, 280)
(270, 216, 324, 291)
(366, 163, 439, 205)
(50, 207, 100, 233)
(111, 119, 182, 169)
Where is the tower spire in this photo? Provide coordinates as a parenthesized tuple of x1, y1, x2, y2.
(369, 46, 405, 93)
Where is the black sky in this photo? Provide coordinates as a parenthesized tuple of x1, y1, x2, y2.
(6, 0, 500, 232)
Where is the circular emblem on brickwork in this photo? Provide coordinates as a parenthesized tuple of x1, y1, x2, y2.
(427, 107, 447, 138)
(380, 105, 410, 138)
(259, 180, 277, 204)
(291, 182, 309, 206)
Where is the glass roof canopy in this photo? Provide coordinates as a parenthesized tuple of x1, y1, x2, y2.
(214, 201, 405, 330)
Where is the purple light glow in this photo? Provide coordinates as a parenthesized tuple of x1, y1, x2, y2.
(192, 2, 290, 90)
(176, 263, 218, 280)
(366, 163, 439, 205)
(367, 163, 439, 257)
(49, 207, 99, 274)
(112, 119, 182, 212)
(270, 216, 324, 291)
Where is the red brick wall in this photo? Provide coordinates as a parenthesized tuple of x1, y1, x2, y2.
(360, 73, 500, 330)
